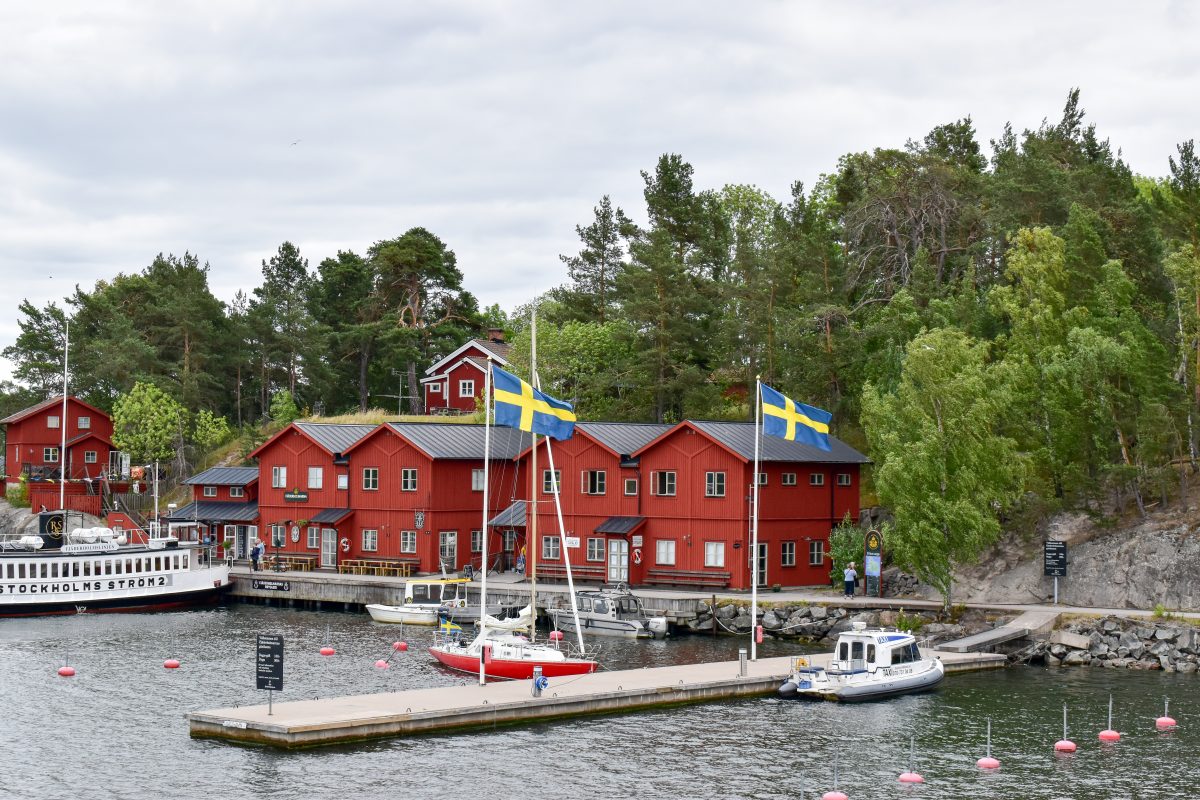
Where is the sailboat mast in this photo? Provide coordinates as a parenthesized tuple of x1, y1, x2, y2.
(478, 360, 493, 685)
(751, 377, 762, 661)
(528, 311, 539, 642)
(59, 317, 69, 513)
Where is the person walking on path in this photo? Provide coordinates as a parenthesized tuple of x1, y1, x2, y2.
(843, 562, 858, 599)
(250, 539, 263, 572)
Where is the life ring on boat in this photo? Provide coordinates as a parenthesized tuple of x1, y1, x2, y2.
(340, 537, 350, 553)
(794, 657, 808, 669)
(632, 548, 642, 565)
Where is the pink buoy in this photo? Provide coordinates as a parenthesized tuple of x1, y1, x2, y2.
(549, 630, 564, 641)
(393, 641, 408, 652)
(756, 624, 764, 644)
(320, 646, 335, 656)
(1156, 698, 1177, 730)
(1055, 704, 1076, 752)
(821, 793, 848, 800)
(163, 658, 181, 669)
(374, 659, 390, 669)
(898, 736, 923, 783)
(977, 717, 1000, 770)
(57, 666, 76, 677)
(898, 772, 923, 784)
(1099, 695, 1120, 741)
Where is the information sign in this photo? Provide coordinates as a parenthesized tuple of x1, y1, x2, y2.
(864, 529, 883, 597)
(1043, 541, 1067, 577)
(256, 634, 284, 691)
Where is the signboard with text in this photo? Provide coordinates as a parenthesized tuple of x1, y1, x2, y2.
(864, 529, 883, 597)
(1043, 541, 1067, 577)
(256, 634, 284, 691)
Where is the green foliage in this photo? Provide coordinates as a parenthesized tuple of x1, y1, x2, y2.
(192, 410, 232, 454)
(111, 382, 188, 463)
(6, 481, 29, 508)
(895, 608, 924, 633)
(269, 391, 300, 427)
(826, 514, 862, 583)
(1152, 603, 1175, 620)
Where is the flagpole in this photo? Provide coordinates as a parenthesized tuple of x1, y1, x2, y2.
(59, 317, 69, 512)
(478, 359, 492, 686)
(751, 376, 762, 661)
(528, 310, 539, 643)
(543, 436, 585, 652)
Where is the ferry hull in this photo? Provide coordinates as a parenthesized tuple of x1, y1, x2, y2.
(0, 584, 229, 617)
(428, 644, 598, 680)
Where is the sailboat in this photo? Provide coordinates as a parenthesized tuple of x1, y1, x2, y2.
(429, 319, 599, 680)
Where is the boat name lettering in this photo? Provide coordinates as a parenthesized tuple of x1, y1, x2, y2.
(0, 576, 172, 594)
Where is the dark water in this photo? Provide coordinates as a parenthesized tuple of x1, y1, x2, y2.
(3, 605, 1195, 800)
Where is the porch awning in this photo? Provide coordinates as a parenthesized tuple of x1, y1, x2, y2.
(167, 501, 259, 523)
(310, 507, 354, 525)
(489, 500, 527, 528)
(594, 515, 646, 535)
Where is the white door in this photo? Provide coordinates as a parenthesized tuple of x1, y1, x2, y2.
(608, 538, 628, 583)
(439, 531, 457, 573)
(321, 528, 337, 568)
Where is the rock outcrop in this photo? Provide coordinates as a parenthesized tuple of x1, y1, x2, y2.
(1013, 615, 1200, 672)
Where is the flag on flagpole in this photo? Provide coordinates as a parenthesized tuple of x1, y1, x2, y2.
(439, 617, 462, 633)
(760, 383, 832, 451)
(492, 365, 576, 441)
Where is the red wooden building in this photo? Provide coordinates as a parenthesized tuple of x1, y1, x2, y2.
(167, 466, 260, 551)
(2, 395, 115, 487)
(420, 331, 510, 414)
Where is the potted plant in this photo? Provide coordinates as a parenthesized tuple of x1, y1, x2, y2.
(771, 583, 782, 593)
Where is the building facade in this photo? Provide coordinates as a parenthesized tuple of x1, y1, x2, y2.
(419, 332, 510, 414)
(2, 396, 115, 486)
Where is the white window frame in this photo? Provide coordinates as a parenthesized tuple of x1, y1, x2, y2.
(582, 470, 606, 495)
(362, 529, 378, 552)
(203, 486, 217, 498)
(810, 472, 825, 487)
(704, 541, 724, 568)
(652, 471, 676, 496)
(782, 472, 797, 486)
(229, 486, 245, 498)
(705, 471, 726, 497)
(586, 537, 605, 562)
(471, 529, 483, 553)
(307, 526, 320, 549)
(472, 469, 485, 491)
(337, 473, 348, 490)
(542, 469, 561, 494)
(44, 447, 59, 463)
(430, 383, 442, 394)
(84, 450, 97, 464)
(400, 530, 417, 553)
(308, 466, 324, 490)
(401, 468, 418, 492)
(781, 541, 796, 567)
(624, 478, 638, 496)
(439, 531, 457, 566)
(757, 472, 768, 486)
(47, 415, 60, 429)
(362, 467, 379, 491)
(656, 539, 676, 566)
(542, 535, 561, 560)
(77, 416, 91, 430)
(837, 473, 852, 487)
(459, 379, 475, 398)
(809, 540, 825, 566)
(271, 466, 286, 488)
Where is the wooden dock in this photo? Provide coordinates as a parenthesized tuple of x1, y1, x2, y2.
(188, 648, 1006, 749)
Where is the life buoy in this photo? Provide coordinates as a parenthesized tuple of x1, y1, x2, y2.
(632, 548, 642, 565)
(340, 537, 350, 553)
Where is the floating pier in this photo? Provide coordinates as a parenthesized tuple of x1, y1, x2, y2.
(189, 649, 1005, 749)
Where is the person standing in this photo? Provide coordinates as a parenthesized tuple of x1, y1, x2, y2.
(250, 539, 262, 571)
(843, 561, 858, 599)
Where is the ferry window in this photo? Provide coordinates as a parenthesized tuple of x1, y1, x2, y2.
(40, 563, 48, 579)
(155, 557, 162, 571)
(183, 554, 189, 568)
(838, 642, 848, 660)
(105, 560, 113, 575)
(83, 562, 91, 577)
(4, 564, 11, 579)
(593, 599, 608, 614)
(851, 641, 864, 660)
(867, 644, 876, 663)
(17, 564, 25, 579)
(579, 597, 592, 612)
(51, 563, 59, 578)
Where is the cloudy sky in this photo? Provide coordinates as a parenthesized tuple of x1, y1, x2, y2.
(2, 2, 1198, 380)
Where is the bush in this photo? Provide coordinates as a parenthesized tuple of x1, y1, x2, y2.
(6, 481, 29, 508)
(896, 608, 924, 633)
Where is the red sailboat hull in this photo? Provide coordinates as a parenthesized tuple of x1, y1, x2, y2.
(428, 644, 598, 680)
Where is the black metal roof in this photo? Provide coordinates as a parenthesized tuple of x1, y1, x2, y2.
(489, 500, 526, 528)
(594, 515, 646, 535)
(184, 466, 259, 486)
(686, 421, 870, 464)
(386, 423, 531, 460)
(577, 422, 673, 458)
(295, 422, 376, 455)
(167, 501, 259, 523)
(310, 508, 354, 525)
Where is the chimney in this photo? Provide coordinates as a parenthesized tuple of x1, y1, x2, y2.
(487, 328, 505, 343)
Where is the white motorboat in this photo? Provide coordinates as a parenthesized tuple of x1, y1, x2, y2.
(778, 621, 945, 702)
(366, 577, 474, 625)
(546, 583, 668, 639)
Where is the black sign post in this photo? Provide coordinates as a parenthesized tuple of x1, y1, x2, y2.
(1043, 541, 1067, 604)
(256, 634, 284, 715)
(863, 529, 884, 597)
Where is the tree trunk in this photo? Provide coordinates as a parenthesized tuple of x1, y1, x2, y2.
(357, 340, 373, 412)
(407, 361, 423, 415)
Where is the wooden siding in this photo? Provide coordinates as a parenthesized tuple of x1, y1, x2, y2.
(4, 397, 114, 479)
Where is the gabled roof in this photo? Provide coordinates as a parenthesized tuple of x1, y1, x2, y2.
(66, 431, 113, 448)
(489, 500, 526, 527)
(419, 355, 489, 385)
(248, 422, 376, 460)
(424, 338, 510, 377)
(576, 422, 674, 459)
(184, 466, 259, 486)
(595, 515, 646, 535)
(167, 501, 260, 523)
(347, 422, 531, 460)
(0, 395, 109, 426)
(632, 420, 870, 464)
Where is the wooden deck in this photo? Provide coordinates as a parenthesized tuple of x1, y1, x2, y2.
(188, 648, 1006, 749)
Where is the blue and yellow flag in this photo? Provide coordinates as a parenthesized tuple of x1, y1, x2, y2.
(492, 365, 576, 441)
(761, 383, 832, 451)
(439, 617, 462, 633)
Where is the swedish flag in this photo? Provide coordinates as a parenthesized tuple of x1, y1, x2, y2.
(439, 617, 462, 633)
(492, 365, 576, 441)
(761, 383, 832, 451)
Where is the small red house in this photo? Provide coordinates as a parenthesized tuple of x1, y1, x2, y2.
(167, 466, 259, 546)
(2, 395, 115, 486)
(420, 330, 510, 414)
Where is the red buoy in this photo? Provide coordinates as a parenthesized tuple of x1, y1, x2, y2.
(393, 641, 408, 652)
(898, 772, 923, 784)
(374, 659, 390, 669)
(755, 624, 764, 644)
(898, 736, 923, 783)
(57, 666, 76, 677)
(1099, 694, 1120, 741)
(549, 630, 564, 641)
(163, 658, 181, 669)
(1055, 704, 1076, 753)
(1157, 698, 1177, 731)
(320, 646, 335, 656)
(821, 793, 848, 800)
(977, 717, 1000, 769)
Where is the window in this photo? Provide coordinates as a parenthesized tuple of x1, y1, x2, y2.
(704, 541, 724, 568)
(401, 468, 417, 492)
(430, 383, 442, 393)
(47, 415, 60, 429)
(308, 466, 324, 489)
(84, 451, 97, 464)
(782, 472, 797, 486)
(472, 469, 485, 491)
(439, 531, 457, 566)
(78, 416, 91, 429)
(653, 471, 676, 496)
(757, 472, 768, 486)
(705, 472, 726, 497)
(503, 530, 517, 553)
(471, 529, 483, 553)
(624, 478, 638, 496)
(837, 473, 852, 487)
(362, 529, 379, 552)
(809, 540, 825, 566)
(400, 530, 417, 553)
(270, 524, 285, 547)
(272, 466, 286, 488)
(656, 539, 676, 565)
(586, 537, 605, 562)
(781, 541, 796, 567)
(307, 526, 319, 549)
(542, 535, 561, 560)
(337, 474, 348, 490)
(583, 470, 606, 495)
(542, 469, 561, 494)
(810, 473, 825, 486)
(362, 468, 379, 491)
(44, 447, 59, 463)
(459, 379, 475, 398)
(203, 486, 217, 498)
(229, 486, 244, 498)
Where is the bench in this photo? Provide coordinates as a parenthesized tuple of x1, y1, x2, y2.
(644, 568, 732, 588)
(536, 563, 607, 582)
(270, 554, 318, 572)
(337, 558, 418, 577)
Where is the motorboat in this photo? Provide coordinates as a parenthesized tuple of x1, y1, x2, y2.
(778, 621, 945, 702)
(366, 577, 476, 625)
(546, 583, 668, 639)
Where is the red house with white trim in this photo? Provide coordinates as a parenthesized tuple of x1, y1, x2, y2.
(420, 331, 510, 414)
(167, 466, 260, 549)
(2, 395, 115, 486)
